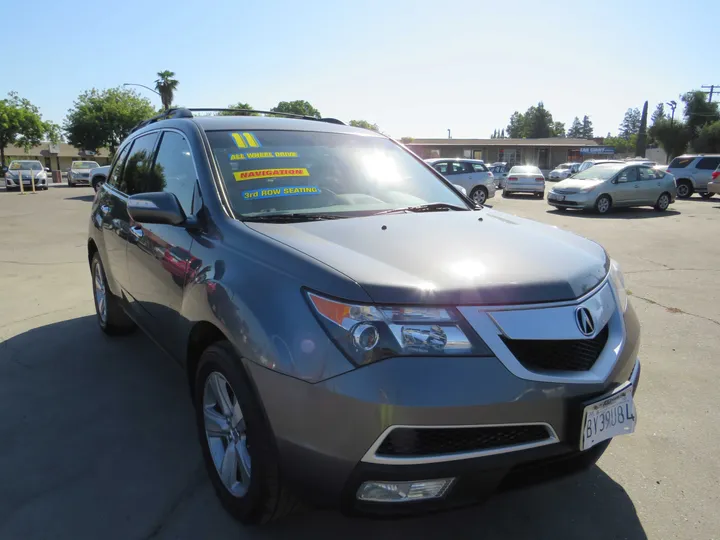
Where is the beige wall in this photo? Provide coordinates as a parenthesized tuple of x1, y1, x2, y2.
(408, 145, 583, 168)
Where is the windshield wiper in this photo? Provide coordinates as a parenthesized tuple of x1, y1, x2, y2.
(373, 202, 471, 216)
(240, 213, 349, 223)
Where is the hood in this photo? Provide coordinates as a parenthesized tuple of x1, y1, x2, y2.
(553, 178, 605, 192)
(245, 209, 608, 305)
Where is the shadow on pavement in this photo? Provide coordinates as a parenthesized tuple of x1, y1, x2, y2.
(0, 316, 647, 540)
(64, 194, 95, 202)
(548, 207, 681, 220)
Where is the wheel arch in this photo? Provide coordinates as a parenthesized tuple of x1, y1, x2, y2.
(88, 238, 99, 266)
(186, 321, 229, 398)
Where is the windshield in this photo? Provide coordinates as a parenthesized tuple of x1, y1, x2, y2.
(509, 165, 541, 174)
(206, 130, 468, 217)
(571, 163, 625, 180)
(9, 161, 42, 171)
(72, 161, 100, 170)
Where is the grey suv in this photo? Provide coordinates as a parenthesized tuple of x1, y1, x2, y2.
(666, 154, 720, 198)
(88, 109, 641, 525)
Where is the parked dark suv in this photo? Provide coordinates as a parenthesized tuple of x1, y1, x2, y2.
(88, 109, 641, 525)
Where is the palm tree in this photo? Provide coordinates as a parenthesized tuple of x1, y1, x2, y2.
(154, 70, 178, 111)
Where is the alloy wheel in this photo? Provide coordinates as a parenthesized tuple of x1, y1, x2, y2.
(597, 196, 610, 214)
(677, 184, 690, 198)
(93, 263, 107, 325)
(658, 194, 670, 210)
(203, 371, 252, 497)
(472, 188, 487, 205)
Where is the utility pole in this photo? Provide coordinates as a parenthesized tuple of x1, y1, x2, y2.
(447, 129, 452, 139)
(701, 85, 720, 103)
(666, 100, 677, 127)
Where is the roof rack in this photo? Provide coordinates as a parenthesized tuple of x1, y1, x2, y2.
(129, 107, 345, 134)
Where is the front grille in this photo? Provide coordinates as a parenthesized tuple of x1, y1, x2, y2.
(501, 324, 609, 372)
(376, 425, 551, 457)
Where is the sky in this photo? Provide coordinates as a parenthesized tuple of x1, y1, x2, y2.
(2, 0, 718, 140)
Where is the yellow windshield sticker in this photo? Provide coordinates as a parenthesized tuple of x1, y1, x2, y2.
(231, 132, 262, 148)
(9, 163, 21, 170)
(229, 151, 298, 161)
(234, 168, 310, 182)
(242, 185, 320, 200)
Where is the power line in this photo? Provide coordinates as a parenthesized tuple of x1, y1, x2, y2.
(701, 85, 720, 103)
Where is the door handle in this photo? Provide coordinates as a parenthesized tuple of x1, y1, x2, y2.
(130, 226, 144, 238)
(99, 205, 110, 215)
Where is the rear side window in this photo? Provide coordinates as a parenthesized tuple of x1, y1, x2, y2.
(668, 157, 694, 169)
(449, 162, 471, 174)
(122, 133, 160, 195)
(433, 162, 449, 174)
(638, 167, 656, 181)
(471, 163, 488, 172)
(696, 157, 720, 170)
(107, 145, 131, 189)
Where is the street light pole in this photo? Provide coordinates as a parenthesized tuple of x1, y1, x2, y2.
(666, 100, 677, 127)
(123, 83, 161, 98)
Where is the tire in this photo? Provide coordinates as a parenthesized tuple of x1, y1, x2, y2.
(700, 192, 715, 199)
(502, 190, 510, 198)
(536, 192, 544, 199)
(470, 186, 488, 205)
(91, 253, 136, 335)
(654, 192, 671, 211)
(68, 180, 75, 187)
(195, 341, 299, 525)
(676, 180, 693, 199)
(595, 194, 612, 214)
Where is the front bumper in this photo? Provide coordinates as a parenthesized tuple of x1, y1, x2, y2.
(5, 177, 46, 188)
(69, 175, 91, 184)
(246, 300, 641, 513)
(547, 190, 596, 209)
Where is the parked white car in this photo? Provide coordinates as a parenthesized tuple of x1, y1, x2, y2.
(68, 161, 100, 187)
(3, 160, 49, 191)
(666, 154, 720, 199)
(502, 165, 546, 198)
(548, 162, 580, 181)
(489, 162, 510, 188)
(90, 166, 110, 192)
(425, 158, 496, 205)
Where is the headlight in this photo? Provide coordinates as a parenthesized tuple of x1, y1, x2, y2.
(307, 292, 492, 365)
(609, 260, 628, 312)
(578, 185, 597, 193)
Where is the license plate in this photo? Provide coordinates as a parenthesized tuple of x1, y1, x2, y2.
(549, 194, 565, 201)
(580, 384, 636, 450)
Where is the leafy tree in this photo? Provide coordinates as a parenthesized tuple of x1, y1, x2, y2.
(692, 120, 720, 153)
(648, 119, 691, 160)
(581, 115, 593, 139)
(64, 87, 156, 153)
(551, 122, 566, 137)
(271, 100, 321, 118)
(635, 101, 649, 157)
(526, 103, 554, 138)
(651, 103, 665, 125)
(349, 119, 379, 131)
(491, 129, 497, 139)
(155, 70, 179, 111)
(567, 117, 583, 138)
(681, 90, 719, 138)
(506, 111, 525, 138)
(218, 102, 259, 116)
(602, 134, 638, 155)
(400, 136, 414, 143)
(500, 129, 505, 138)
(0, 92, 51, 166)
(619, 108, 641, 139)
(45, 121, 63, 143)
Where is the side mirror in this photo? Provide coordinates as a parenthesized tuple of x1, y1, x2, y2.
(128, 192, 186, 226)
(617, 176, 627, 183)
(45, 167, 50, 172)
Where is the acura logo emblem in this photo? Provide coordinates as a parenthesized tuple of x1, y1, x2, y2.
(575, 307, 595, 336)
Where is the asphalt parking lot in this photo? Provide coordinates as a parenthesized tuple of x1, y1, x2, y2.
(1, 185, 719, 540)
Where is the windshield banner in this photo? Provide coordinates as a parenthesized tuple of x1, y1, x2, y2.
(242, 185, 321, 200)
(234, 168, 310, 182)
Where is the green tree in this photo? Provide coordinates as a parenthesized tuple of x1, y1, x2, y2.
(651, 103, 665, 125)
(400, 136, 414, 143)
(681, 90, 719, 138)
(525, 103, 553, 138)
(349, 119, 379, 131)
(218, 102, 259, 116)
(635, 101, 649, 157)
(154, 70, 179, 111)
(500, 128, 505, 138)
(692, 120, 720, 153)
(551, 121, 566, 137)
(648, 119, 691, 160)
(619, 108, 641, 139)
(0, 92, 51, 166)
(64, 87, 156, 153)
(506, 111, 525, 138)
(490, 129, 497, 139)
(271, 100, 321, 118)
(567, 117, 583, 138)
(581, 115, 594, 139)
(602, 134, 638, 155)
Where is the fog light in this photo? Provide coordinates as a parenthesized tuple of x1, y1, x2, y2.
(357, 478, 454, 503)
(352, 323, 379, 351)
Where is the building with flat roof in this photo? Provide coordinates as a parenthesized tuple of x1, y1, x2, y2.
(1, 142, 111, 172)
(406, 137, 613, 169)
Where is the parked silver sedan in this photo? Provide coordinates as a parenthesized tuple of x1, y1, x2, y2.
(502, 165, 545, 198)
(547, 163, 677, 214)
